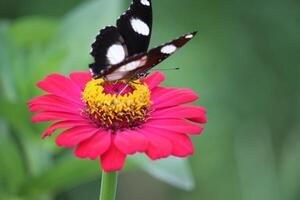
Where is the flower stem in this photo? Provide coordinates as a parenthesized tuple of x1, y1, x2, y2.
(99, 171, 118, 200)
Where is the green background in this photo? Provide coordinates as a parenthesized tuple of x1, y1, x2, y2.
(0, 0, 299, 199)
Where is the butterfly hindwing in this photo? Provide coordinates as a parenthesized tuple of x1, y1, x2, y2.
(105, 54, 148, 81)
(104, 32, 197, 81)
(89, 26, 128, 78)
(117, 0, 152, 56)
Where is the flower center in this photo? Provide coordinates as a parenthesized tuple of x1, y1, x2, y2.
(82, 79, 153, 131)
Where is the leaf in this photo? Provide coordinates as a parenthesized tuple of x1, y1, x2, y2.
(9, 16, 58, 48)
(0, 118, 26, 194)
(7, 17, 59, 101)
(0, 99, 35, 138)
(21, 155, 101, 195)
(131, 155, 195, 190)
(0, 98, 54, 178)
(0, 21, 17, 101)
(280, 126, 300, 200)
(22, 153, 195, 194)
(234, 121, 281, 200)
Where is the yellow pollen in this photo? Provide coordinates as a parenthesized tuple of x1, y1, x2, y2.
(82, 78, 153, 130)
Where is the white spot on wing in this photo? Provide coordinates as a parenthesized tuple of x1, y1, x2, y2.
(105, 72, 126, 81)
(161, 45, 177, 54)
(130, 18, 150, 36)
(185, 34, 194, 39)
(118, 61, 140, 71)
(118, 56, 147, 72)
(107, 44, 126, 65)
(140, 0, 150, 6)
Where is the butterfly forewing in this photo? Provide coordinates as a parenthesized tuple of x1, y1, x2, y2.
(139, 32, 197, 74)
(89, 26, 128, 78)
(117, 0, 152, 56)
(104, 32, 197, 81)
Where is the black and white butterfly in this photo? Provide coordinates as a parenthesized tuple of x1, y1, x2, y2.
(89, 0, 197, 81)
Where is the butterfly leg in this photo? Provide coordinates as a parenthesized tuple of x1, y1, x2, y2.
(118, 70, 151, 95)
(118, 77, 140, 96)
(118, 83, 130, 96)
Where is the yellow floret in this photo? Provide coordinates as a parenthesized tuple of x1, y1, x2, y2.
(82, 79, 152, 130)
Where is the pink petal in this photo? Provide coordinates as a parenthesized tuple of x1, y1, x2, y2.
(149, 86, 169, 98)
(114, 130, 148, 155)
(151, 87, 199, 109)
(143, 71, 165, 89)
(101, 142, 127, 172)
(75, 130, 111, 160)
(138, 128, 172, 160)
(69, 72, 92, 90)
(42, 120, 92, 138)
(56, 126, 98, 148)
(166, 133, 194, 157)
(151, 105, 206, 122)
(32, 111, 83, 123)
(147, 127, 194, 157)
(29, 103, 81, 114)
(151, 87, 198, 103)
(189, 115, 208, 123)
(145, 119, 203, 135)
(37, 74, 82, 103)
(28, 94, 83, 108)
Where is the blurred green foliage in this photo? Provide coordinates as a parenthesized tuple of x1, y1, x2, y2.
(0, 0, 299, 200)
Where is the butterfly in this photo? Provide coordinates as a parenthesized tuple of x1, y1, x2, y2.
(89, 0, 197, 81)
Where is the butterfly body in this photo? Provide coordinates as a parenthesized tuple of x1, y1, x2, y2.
(89, 0, 196, 81)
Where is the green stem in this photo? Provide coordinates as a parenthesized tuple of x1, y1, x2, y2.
(99, 171, 118, 200)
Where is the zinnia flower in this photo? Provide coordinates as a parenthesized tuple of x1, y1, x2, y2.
(28, 71, 207, 172)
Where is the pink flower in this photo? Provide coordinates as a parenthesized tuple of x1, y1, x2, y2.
(28, 71, 207, 172)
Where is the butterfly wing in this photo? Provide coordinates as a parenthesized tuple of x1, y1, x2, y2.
(137, 32, 197, 74)
(89, 26, 128, 78)
(117, 0, 152, 56)
(104, 32, 197, 81)
(89, 0, 152, 78)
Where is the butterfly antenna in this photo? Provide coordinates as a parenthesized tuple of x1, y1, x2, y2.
(153, 67, 180, 71)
